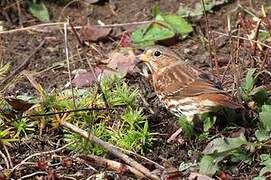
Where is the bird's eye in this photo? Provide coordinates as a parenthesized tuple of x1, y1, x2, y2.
(153, 50, 162, 57)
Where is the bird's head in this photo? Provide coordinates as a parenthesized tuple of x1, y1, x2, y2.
(138, 46, 181, 73)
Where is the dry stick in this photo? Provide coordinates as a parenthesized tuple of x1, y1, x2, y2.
(64, 21, 76, 109)
(3, 144, 13, 168)
(60, 120, 159, 180)
(201, 0, 215, 72)
(112, 144, 164, 170)
(0, 39, 45, 87)
(0, 21, 153, 34)
(221, 16, 234, 84)
(79, 154, 145, 178)
(16, 108, 111, 120)
(16, 0, 23, 28)
(19, 171, 48, 180)
(11, 142, 73, 173)
(0, 149, 10, 169)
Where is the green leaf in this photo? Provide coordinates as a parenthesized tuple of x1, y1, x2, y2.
(162, 14, 193, 38)
(178, 115, 194, 138)
(230, 149, 250, 163)
(199, 155, 219, 176)
(257, 154, 271, 177)
(27, 0, 50, 22)
(131, 23, 175, 47)
(241, 68, 257, 100)
(203, 133, 248, 154)
(259, 105, 271, 131)
(203, 115, 216, 132)
(255, 129, 270, 142)
(260, 154, 271, 167)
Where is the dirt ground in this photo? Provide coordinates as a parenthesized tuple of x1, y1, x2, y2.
(1, 0, 271, 179)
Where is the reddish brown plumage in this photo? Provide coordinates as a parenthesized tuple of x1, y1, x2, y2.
(139, 46, 242, 121)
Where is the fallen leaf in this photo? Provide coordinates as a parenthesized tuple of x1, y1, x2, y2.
(80, 26, 112, 42)
(72, 49, 137, 88)
(202, 133, 247, 155)
(71, 67, 102, 88)
(101, 49, 137, 78)
(5, 95, 38, 112)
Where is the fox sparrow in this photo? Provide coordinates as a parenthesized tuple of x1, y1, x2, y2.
(139, 46, 242, 141)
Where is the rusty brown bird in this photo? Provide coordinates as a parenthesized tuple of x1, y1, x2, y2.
(139, 46, 242, 141)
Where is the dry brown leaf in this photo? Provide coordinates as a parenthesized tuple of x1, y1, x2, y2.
(71, 49, 137, 88)
(80, 26, 112, 42)
(101, 48, 137, 78)
(71, 67, 102, 88)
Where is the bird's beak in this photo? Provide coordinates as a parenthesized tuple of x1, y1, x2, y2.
(137, 53, 150, 63)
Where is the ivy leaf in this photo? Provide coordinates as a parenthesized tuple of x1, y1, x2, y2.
(162, 14, 193, 38)
(131, 22, 175, 47)
(27, 0, 50, 22)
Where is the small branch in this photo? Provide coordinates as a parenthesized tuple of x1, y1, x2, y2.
(13, 107, 112, 120)
(112, 144, 164, 170)
(11, 142, 73, 173)
(64, 20, 76, 109)
(18, 171, 47, 180)
(213, 30, 271, 49)
(0, 21, 153, 34)
(60, 120, 159, 180)
(0, 39, 45, 87)
(3, 144, 13, 168)
(79, 154, 145, 178)
(0, 149, 10, 169)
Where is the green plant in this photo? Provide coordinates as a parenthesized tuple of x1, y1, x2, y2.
(253, 154, 271, 179)
(27, 0, 50, 22)
(12, 118, 35, 137)
(131, 4, 193, 47)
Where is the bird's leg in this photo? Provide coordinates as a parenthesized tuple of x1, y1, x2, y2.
(192, 114, 204, 133)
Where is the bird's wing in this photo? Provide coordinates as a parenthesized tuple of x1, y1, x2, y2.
(154, 61, 224, 98)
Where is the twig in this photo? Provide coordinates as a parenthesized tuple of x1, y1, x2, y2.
(212, 30, 271, 49)
(64, 20, 76, 109)
(112, 144, 164, 170)
(18, 171, 47, 180)
(79, 154, 145, 178)
(0, 149, 10, 169)
(201, 0, 216, 72)
(60, 120, 159, 180)
(16, 0, 23, 28)
(0, 21, 153, 34)
(0, 39, 45, 87)
(3, 144, 13, 168)
(14, 107, 113, 120)
(11, 142, 73, 173)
